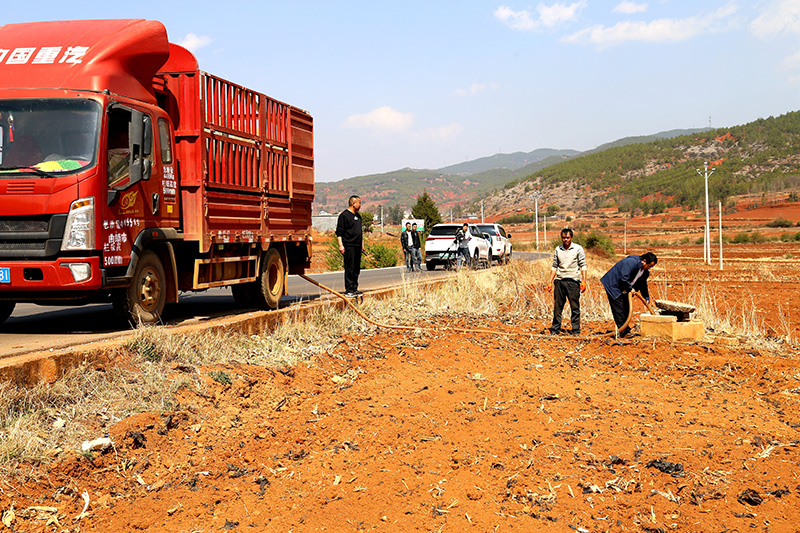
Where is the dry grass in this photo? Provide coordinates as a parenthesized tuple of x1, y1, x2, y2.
(0, 258, 793, 475)
(687, 283, 796, 348)
(0, 351, 178, 471)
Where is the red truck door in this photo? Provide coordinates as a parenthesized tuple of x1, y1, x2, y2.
(102, 104, 176, 268)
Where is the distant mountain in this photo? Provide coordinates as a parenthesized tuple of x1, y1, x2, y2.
(584, 128, 712, 154)
(438, 148, 579, 175)
(311, 127, 723, 215)
(314, 167, 508, 215)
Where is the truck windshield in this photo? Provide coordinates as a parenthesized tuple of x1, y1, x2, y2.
(0, 99, 100, 176)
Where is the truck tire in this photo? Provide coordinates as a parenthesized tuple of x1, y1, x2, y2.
(113, 250, 166, 326)
(425, 262, 437, 271)
(0, 302, 15, 325)
(253, 248, 284, 310)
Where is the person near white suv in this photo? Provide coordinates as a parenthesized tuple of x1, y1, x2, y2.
(455, 223, 471, 268)
(424, 223, 491, 270)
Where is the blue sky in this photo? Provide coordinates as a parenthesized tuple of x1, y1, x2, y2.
(3, 1, 800, 182)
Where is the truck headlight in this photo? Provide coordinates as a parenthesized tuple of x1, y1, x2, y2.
(62, 197, 95, 251)
(66, 262, 92, 282)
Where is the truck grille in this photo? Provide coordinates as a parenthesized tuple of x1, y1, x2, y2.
(0, 219, 49, 232)
(0, 215, 67, 258)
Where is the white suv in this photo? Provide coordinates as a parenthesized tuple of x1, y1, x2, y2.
(424, 223, 491, 270)
(477, 224, 512, 264)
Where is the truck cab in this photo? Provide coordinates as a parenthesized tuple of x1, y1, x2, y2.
(0, 19, 314, 326)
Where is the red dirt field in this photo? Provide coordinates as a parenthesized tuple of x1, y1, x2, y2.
(2, 241, 799, 532)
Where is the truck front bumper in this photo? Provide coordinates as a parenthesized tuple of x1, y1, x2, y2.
(0, 256, 103, 298)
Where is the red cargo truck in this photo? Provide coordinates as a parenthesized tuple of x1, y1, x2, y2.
(0, 19, 314, 325)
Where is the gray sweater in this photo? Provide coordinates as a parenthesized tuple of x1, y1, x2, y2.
(551, 243, 587, 280)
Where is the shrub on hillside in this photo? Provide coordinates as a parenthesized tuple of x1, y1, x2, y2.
(574, 231, 615, 257)
(498, 213, 535, 224)
(732, 232, 750, 244)
(766, 217, 793, 228)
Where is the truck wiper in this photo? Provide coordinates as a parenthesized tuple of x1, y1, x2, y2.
(0, 166, 56, 178)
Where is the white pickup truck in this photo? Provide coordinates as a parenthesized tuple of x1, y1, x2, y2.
(423, 223, 491, 270)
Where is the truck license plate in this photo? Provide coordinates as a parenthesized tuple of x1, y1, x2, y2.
(0, 268, 9, 283)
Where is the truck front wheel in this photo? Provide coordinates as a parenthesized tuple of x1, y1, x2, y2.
(254, 248, 284, 310)
(0, 302, 15, 325)
(113, 250, 166, 326)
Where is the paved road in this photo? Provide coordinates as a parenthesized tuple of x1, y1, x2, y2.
(0, 253, 546, 359)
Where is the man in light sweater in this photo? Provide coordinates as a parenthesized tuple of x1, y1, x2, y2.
(546, 228, 587, 335)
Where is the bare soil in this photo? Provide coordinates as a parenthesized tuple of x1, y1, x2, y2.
(2, 242, 800, 532)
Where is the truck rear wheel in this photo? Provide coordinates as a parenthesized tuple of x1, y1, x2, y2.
(113, 250, 166, 326)
(254, 248, 284, 310)
(0, 302, 15, 325)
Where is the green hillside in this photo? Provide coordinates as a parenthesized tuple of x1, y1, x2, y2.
(515, 111, 800, 213)
(584, 128, 711, 154)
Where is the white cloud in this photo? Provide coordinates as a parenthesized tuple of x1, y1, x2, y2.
(494, 5, 538, 30)
(494, 2, 587, 31)
(779, 48, 800, 70)
(178, 33, 213, 52)
(453, 82, 500, 97)
(342, 106, 415, 133)
(564, 2, 738, 47)
(538, 1, 587, 27)
(613, 1, 648, 15)
(751, 0, 800, 38)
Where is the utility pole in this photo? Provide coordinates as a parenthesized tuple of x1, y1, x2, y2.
(718, 200, 723, 271)
(624, 218, 627, 254)
(532, 191, 541, 249)
(380, 205, 383, 233)
(543, 214, 547, 245)
(480, 201, 484, 223)
(696, 162, 715, 265)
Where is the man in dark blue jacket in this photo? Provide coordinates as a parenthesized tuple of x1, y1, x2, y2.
(600, 252, 658, 337)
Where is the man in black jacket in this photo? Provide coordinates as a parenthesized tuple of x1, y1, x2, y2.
(410, 222, 422, 271)
(336, 195, 364, 297)
(401, 222, 413, 271)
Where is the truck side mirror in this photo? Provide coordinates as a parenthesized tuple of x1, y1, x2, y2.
(142, 115, 152, 157)
(129, 111, 152, 183)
